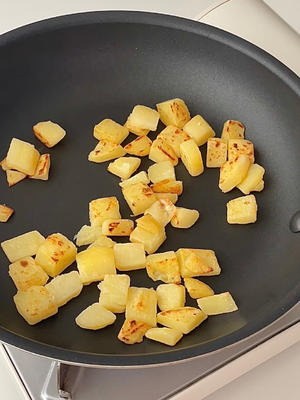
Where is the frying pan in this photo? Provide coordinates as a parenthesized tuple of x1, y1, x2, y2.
(0, 11, 299, 367)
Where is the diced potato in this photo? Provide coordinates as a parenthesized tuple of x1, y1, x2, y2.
(156, 98, 190, 128)
(75, 303, 116, 330)
(119, 171, 150, 188)
(88, 235, 115, 249)
(156, 283, 185, 311)
(45, 271, 83, 307)
(237, 164, 265, 194)
(6, 138, 40, 175)
(9, 256, 48, 291)
(35, 233, 77, 277)
(227, 194, 257, 224)
(135, 214, 163, 234)
(144, 199, 176, 227)
(76, 246, 116, 284)
(149, 138, 178, 166)
(150, 179, 183, 195)
(0, 158, 9, 171)
(118, 319, 151, 344)
(1, 230, 45, 262)
(89, 197, 121, 227)
(221, 120, 245, 142)
(33, 121, 66, 148)
(219, 154, 251, 193)
(29, 154, 51, 180)
(122, 182, 157, 216)
(14, 286, 58, 325)
(98, 274, 130, 313)
(130, 225, 166, 254)
(206, 138, 227, 168)
(177, 249, 221, 277)
(171, 207, 199, 229)
(253, 180, 264, 192)
(114, 243, 146, 271)
(180, 139, 204, 176)
(74, 225, 102, 246)
(88, 140, 126, 163)
(156, 193, 178, 204)
(125, 115, 150, 136)
(197, 292, 238, 315)
(0, 204, 14, 222)
(126, 105, 160, 131)
(107, 157, 141, 180)
(183, 115, 215, 146)
(228, 139, 254, 163)
(184, 278, 214, 299)
(157, 307, 207, 334)
(146, 251, 181, 284)
(93, 119, 129, 144)
(6, 170, 27, 187)
(157, 126, 190, 157)
(145, 327, 183, 346)
(148, 161, 176, 183)
(124, 135, 152, 156)
(101, 219, 134, 236)
(126, 287, 157, 327)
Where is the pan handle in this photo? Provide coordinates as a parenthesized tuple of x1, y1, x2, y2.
(290, 211, 300, 232)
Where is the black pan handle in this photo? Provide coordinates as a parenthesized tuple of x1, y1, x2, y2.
(290, 211, 300, 232)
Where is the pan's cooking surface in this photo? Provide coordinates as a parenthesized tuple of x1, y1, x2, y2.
(0, 12, 299, 366)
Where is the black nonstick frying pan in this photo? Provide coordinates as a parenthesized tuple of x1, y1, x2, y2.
(0, 11, 299, 367)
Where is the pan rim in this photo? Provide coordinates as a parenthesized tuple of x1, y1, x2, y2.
(0, 10, 299, 366)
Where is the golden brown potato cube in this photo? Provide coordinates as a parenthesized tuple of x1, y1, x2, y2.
(0, 204, 14, 222)
(29, 154, 51, 180)
(157, 307, 207, 334)
(6, 170, 27, 187)
(101, 219, 134, 236)
(227, 194, 257, 224)
(89, 197, 121, 227)
(6, 138, 40, 175)
(228, 139, 254, 163)
(33, 121, 66, 148)
(253, 180, 264, 192)
(119, 171, 150, 189)
(197, 292, 238, 315)
(219, 154, 251, 193)
(0, 158, 9, 171)
(122, 182, 157, 215)
(157, 126, 190, 157)
(127, 105, 160, 131)
(149, 138, 178, 166)
(118, 319, 151, 344)
(107, 157, 141, 180)
(75, 303, 116, 330)
(148, 161, 176, 183)
(45, 271, 83, 307)
(183, 115, 215, 146)
(171, 207, 199, 229)
(126, 287, 157, 327)
(93, 119, 129, 144)
(221, 120, 245, 142)
(124, 135, 152, 156)
(1, 230, 45, 262)
(9, 256, 48, 291)
(156, 98, 190, 128)
(150, 179, 183, 195)
(145, 327, 183, 346)
(146, 251, 181, 284)
(114, 243, 146, 271)
(130, 226, 166, 254)
(74, 225, 102, 246)
(88, 235, 115, 249)
(156, 284, 185, 311)
(14, 286, 58, 325)
(177, 248, 221, 277)
(206, 138, 227, 168)
(180, 139, 204, 176)
(98, 274, 130, 313)
(156, 193, 178, 204)
(184, 278, 214, 299)
(88, 140, 126, 163)
(125, 116, 150, 136)
(76, 246, 116, 284)
(237, 164, 265, 194)
(35, 233, 77, 277)
(144, 199, 175, 227)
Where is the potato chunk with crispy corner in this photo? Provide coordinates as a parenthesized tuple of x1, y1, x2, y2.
(221, 120, 245, 142)
(75, 303, 116, 330)
(148, 161, 176, 183)
(126, 287, 157, 327)
(88, 140, 126, 163)
(101, 219, 134, 236)
(146, 251, 181, 284)
(237, 164, 265, 194)
(88, 235, 115, 249)
(6, 138, 40, 175)
(125, 116, 149, 136)
(171, 207, 199, 229)
(183, 115, 215, 146)
(219, 154, 251, 193)
(107, 157, 141, 180)
(9, 256, 48, 291)
(184, 278, 214, 299)
(45, 271, 82, 307)
(157, 307, 207, 334)
(177, 249, 221, 277)
(149, 138, 178, 166)
(180, 139, 204, 176)
(119, 171, 150, 188)
(124, 135, 152, 156)
(1, 230, 45, 262)
(228, 139, 254, 163)
(157, 126, 190, 157)
(156, 193, 178, 204)
(93, 119, 129, 144)
(156, 284, 185, 311)
(130, 215, 166, 254)
(197, 292, 238, 315)
(0, 204, 14, 222)
(114, 243, 146, 271)
(227, 194, 257, 224)
(144, 199, 176, 227)
(122, 182, 157, 215)
(150, 179, 183, 195)
(145, 327, 183, 346)
(89, 197, 121, 227)
(156, 98, 190, 128)
(206, 138, 227, 168)
(33, 121, 66, 148)
(74, 225, 102, 246)
(30, 154, 51, 180)
(6, 170, 27, 187)
(98, 274, 130, 313)
(118, 319, 151, 344)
